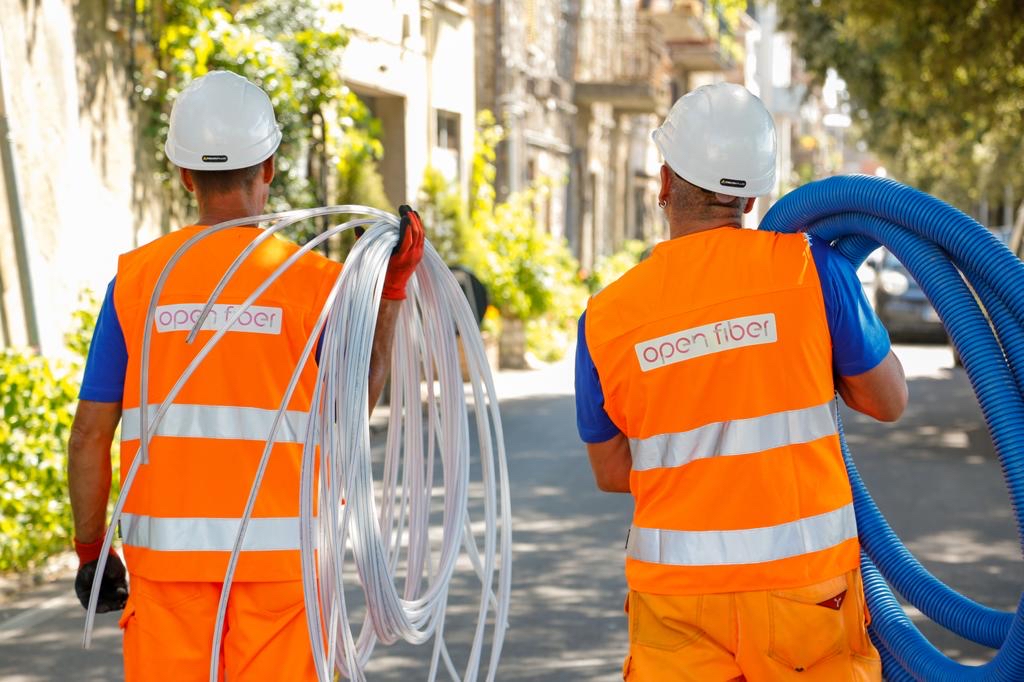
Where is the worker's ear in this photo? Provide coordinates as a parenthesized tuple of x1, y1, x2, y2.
(743, 197, 756, 214)
(658, 164, 672, 207)
(261, 156, 275, 185)
(179, 167, 196, 194)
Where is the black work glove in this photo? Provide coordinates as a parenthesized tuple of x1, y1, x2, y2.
(74, 553, 128, 612)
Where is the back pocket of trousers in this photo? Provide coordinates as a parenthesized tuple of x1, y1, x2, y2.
(767, 574, 848, 672)
(630, 591, 705, 652)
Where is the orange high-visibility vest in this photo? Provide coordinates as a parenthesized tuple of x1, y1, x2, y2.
(113, 226, 341, 582)
(586, 227, 859, 595)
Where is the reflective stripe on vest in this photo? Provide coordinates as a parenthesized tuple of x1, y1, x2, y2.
(627, 503, 857, 566)
(121, 404, 309, 443)
(121, 513, 314, 552)
(629, 401, 837, 472)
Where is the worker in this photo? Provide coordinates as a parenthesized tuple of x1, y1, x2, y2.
(67, 70, 424, 680)
(574, 83, 907, 681)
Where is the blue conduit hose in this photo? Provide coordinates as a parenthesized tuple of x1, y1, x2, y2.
(760, 175, 1024, 681)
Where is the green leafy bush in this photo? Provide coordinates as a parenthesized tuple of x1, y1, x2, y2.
(464, 116, 585, 315)
(418, 166, 470, 265)
(413, 111, 589, 362)
(0, 349, 79, 571)
(0, 293, 100, 572)
(461, 112, 588, 361)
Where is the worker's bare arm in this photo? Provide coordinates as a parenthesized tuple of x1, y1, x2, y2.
(586, 432, 632, 493)
(68, 400, 121, 543)
(836, 350, 908, 422)
(368, 298, 402, 412)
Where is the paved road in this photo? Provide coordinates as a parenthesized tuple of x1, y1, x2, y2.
(1, 344, 1020, 680)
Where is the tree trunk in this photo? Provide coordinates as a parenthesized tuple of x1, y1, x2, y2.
(499, 316, 529, 369)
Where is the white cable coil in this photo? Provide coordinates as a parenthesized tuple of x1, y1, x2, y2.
(82, 206, 513, 681)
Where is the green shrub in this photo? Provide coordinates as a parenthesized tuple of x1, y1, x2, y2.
(0, 350, 79, 571)
(0, 293, 100, 572)
(460, 112, 589, 361)
(417, 166, 470, 265)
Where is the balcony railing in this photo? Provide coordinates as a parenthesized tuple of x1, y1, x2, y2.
(575, 18, 671, 114)
(642, 0, 736, 73)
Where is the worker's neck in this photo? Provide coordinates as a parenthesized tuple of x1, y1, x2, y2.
(669, 218, 741, 240)
(195, 194, 266, 227)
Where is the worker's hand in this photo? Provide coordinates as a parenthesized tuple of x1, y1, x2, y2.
(382, 205, 425, 300)
(73, 537, 128, 612)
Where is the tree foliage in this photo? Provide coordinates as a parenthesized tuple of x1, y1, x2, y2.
(776, 0, 1024, 211)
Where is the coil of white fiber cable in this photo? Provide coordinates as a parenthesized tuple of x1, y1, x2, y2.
(81, 206, 513, 682)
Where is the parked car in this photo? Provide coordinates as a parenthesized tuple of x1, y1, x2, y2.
(864, 249, 946, 342)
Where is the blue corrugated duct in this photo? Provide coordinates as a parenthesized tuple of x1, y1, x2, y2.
(760, 175, 1024, 681)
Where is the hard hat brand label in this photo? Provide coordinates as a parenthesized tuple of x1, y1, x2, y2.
(202, 155, 229, 163)
(155, 303, 283, 335)
(635, 313, 777, 372)
(720, 178, 747, 188)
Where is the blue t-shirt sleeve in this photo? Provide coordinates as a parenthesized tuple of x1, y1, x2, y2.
(79, 278, 128, 402)
(574, 311, 622, 443)
(810, 238, 891, 376)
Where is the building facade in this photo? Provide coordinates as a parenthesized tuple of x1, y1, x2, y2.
(339, 0, 477, 204)
(571, 0, 672, 268)
(0, 0, 165, 354)
(477, 0, 672, 270)
(475, 0, 578, 240)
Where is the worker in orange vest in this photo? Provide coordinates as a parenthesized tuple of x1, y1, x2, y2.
(575, 83, 907, 681)
(67, 70, 424, 680)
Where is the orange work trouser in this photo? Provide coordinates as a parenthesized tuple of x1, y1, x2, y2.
(119, 574, 316, 681)
(623, 568, 881, 682)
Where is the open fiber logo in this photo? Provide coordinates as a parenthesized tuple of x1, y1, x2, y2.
(635, 313, 777, 372)
(155, 303, 283, 335)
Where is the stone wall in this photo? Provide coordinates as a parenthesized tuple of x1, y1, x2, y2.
(0, 0, 165, 354)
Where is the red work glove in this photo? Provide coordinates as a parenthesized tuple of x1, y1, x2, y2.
(382, 205, 425, 300)
(74, 535, 128, 612)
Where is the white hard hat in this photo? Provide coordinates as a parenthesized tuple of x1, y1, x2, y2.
(164, 71, 282, 171)
(652, 83, 777, 198)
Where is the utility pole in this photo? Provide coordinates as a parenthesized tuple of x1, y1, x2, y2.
(0, 27, 41, 349)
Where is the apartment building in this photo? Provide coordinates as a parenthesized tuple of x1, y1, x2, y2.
(339, 0, 477, 203)
(475, 0, 577, 239)
(477, 0, 671, 269)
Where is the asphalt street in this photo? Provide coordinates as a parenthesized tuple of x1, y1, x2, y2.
(0, 344, 1020, 680)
